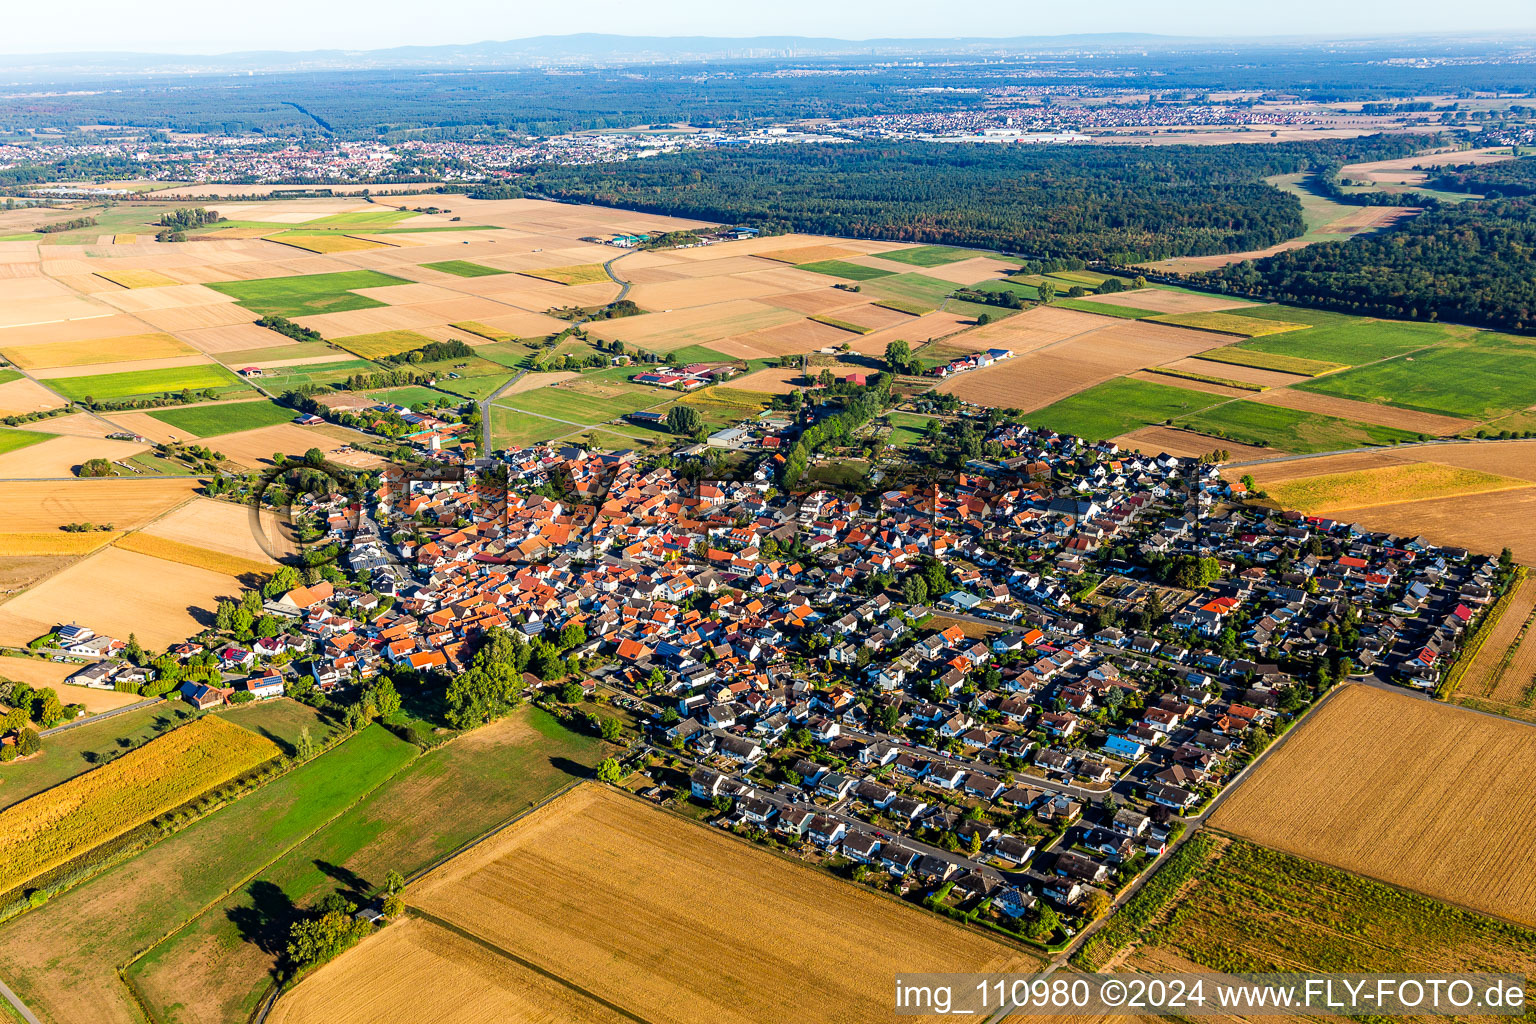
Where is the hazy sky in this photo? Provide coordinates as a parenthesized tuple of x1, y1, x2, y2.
(6, 0, 1532, 55)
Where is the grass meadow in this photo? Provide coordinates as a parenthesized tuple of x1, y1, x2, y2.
(207, 271, 408, 318)
(148, 400, 295, 438)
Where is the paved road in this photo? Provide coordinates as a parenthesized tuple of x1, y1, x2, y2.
(0, 978, 40, 1024)
(478, 250, 635, 456)
(41, 697, 164, 736)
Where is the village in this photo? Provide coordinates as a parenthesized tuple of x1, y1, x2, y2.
(21, 395, 1510, 946)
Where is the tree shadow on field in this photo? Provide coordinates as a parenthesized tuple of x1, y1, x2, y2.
(227, 880, 295, 957)
(313, 860, 371, 903)
(251, 725, 295, 758)
(186, 604, 217, 629)
(548, 755, 592, 779)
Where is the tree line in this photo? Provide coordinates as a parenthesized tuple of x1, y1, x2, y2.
(527, 137, 1432, 263)
(1194, 197, 1536, 333)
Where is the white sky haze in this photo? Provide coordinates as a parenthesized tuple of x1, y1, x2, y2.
(2, 0, 1531, 55)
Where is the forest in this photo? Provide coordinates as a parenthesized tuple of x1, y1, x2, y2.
(1195, 198, 1536, 333)
(527, 138, 1428, 262)
(1427, 156, 1536, 198)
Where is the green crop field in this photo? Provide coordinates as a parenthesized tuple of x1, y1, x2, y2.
(0, 369, 21, 386)
(969, 279, 1040, 302)
(147, 399, 295, 438)
(876, 245, 980, 267)
(125, 708, 612, 1024)
(872, 298, 936, 316)
(885, 411, 939, 447)
(471, 341, 539, 369)
(430, 372, 517, 401)
(0, 715, 403, 1024)
(1148, 311, 1308, 337)
(0, 427, 50, 455)
(46, 364, 250, 403)
(332, 329, 436, 359)
(422, 259, 506, 278)
(863, 272, 958, 308)
(366, 386, 457, 409)
(1089, 837, 1536, 982)
(256, 359, 379, 389)
(490, 405, 575, 448)
(451, 321, 519, 343)
(1176, 400, 1420, 453)
(1053, 298, 1159, 319)
(659, 344, 731, 365)
(808, 314, 873, 335)
(500, 383, 659, 425)
(304, 208, 418, 228)
(1193, 348, 1345, 377)
(1027, 377, 1226, 441)
(1218, 304, 1358, 329)
(207, 270, 408, 318)
(798, 259, 895, 282)
(1234, 317, 1457, 367)
(1296, 335, 1536, 420)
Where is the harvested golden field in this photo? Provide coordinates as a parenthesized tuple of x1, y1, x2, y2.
(496, 371, 576, 395)
(0, 715, 278, 894)
(724, 317, 853, 357)
(0, 377, 67, 416)
(1417, 439, 1536, 484)
(0, 531, 118, 556)
(1210, 684, 1536, 926)
(115, 531, 275, 577)
(1129, 370, 1257, 399)
(516, 263, 609, 286)
(212, 422, 384, 469)
(315, 785, 1038, 1024)
(1265, 462, 1529, 514)
(1146, 311, 1308, 337)
(270, 234, 388, 254)
(1249, 387, 1475, 435)
(332, 329, 434, 358)
(269, 916, 639, 1024)
(0, 434, 149, 479)
(1, 331, 195, 370)
(1088, 289, 1256, 314)
(938, 317, 1226, 411)
(755, 244, 858, 264)
(1227, 449, 1410, 484)
(1314, 205, 1421, 235)
(134, 301, 258, 332)
(727, 366, 807, 394)
(92, 268, 181, 290)
(1340, 146, 1513, 184)
(587, 299, 800, 352)
(177, 323, 290, 354)
(627, 274, 782, 309)
(1453, 576, 1536, 722)
(0, 478, 200, 530)
(0, 545, 240, 649)
(142, 497, 294, 563)
(1272, 482, 1536, 564)
(0, 312, 149, 347)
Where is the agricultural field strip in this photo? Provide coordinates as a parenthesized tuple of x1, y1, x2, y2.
(117, 729, 427, 993)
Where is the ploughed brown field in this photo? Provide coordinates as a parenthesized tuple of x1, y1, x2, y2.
(1210, 684, 1536, 926)
(271, 785, 1037, 1024)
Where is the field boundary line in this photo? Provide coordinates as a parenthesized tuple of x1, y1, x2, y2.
(117, 727, 422, 982)
(252, 772, 594, 1024)
(404, 908, 662, 1024)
